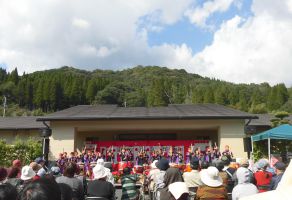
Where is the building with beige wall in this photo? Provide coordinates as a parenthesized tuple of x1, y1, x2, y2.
(0, 116, 45, 144)
(36, 104, 258, 160)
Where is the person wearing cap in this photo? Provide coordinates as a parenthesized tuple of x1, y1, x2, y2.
(35, 157, 48, 178)
(87, 164, 115, 200)
(183, 157, 202, 189)
(50, 166, 61, 177)
(8, 160, 21, 179)
(232, 167, 258, 200)
(153, 158, 170, 190)
(254, 159, 272, 193)
(269, 161, 286, 190)
(196, 166, 228, 200)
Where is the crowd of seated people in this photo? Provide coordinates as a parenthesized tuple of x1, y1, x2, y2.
(0, 152, 289, 200)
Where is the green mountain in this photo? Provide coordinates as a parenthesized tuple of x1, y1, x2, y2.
(0, 66, 291, 115)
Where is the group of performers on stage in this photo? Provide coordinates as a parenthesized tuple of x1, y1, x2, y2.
(56, 143, 233, 176)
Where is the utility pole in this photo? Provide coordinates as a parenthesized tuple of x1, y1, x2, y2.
(3, 95, 7, 117)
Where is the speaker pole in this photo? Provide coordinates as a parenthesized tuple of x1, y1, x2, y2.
(39, 123, 52, 167)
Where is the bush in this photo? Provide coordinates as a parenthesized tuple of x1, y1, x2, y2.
(0, 137, 42, 167)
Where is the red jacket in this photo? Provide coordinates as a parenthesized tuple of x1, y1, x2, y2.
(254, 170, 272, 192)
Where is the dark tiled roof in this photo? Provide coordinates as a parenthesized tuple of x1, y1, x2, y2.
(0, 116, 46, 130)
(249, 114, 292, 126)
(37, 104, 258, 121)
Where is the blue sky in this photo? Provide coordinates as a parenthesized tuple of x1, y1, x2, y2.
(0, 0, 292, 86)
(147, 0, 253, 53)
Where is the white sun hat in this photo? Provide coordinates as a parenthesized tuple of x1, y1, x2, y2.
(151, 160, 158, 169)
(169, 182, 189, 200)
(93, 164, 107, 180)
(200, 166, 223, 187)
(97, 158, 105, 166)
(21, 166, 36, 181)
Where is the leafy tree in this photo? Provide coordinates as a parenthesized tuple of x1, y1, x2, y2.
(270, 111, 290, 127)
(95, 82, 131, 105)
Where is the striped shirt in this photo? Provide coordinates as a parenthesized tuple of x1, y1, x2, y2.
(121, 174, 139, 200)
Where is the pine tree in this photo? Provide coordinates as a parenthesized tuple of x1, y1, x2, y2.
(86, 79, 97, 103)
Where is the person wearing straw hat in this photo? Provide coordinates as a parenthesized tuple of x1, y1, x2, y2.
(196, 166, 228, 200)
(87, 164, 115, 200)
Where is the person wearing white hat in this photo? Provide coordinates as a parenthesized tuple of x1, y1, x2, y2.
(87, 164, 115, 200)
(147, 160, 160, 198)
(19, 165, 36, 192)
(96, 159, 115, 185)
(196, 166, 228, 199)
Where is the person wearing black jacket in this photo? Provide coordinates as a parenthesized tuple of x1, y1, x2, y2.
(87, 164, 115, 200)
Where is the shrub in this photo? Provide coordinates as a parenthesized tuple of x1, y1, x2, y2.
(0, 137, 42, 167)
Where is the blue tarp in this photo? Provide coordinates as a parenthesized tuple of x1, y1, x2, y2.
(251, 124, 292, 142)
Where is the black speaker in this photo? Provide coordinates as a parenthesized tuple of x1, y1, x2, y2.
(39, 128, 52, 137)
(43, 138, 50, 154)
(243, 137, 252, 152)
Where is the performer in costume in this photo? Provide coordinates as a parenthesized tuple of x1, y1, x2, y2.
(119, 147, 128, 162)
(203, 146, 214, 163)
(222, 145, 233, 161)
(68, 152, 77, 163)
(106, 147, 115, 162)
(136, 151, 144, 166)
(177, 148, 184, 164)
(185, 146, 193, 164)
(213, 142, 221, 159)
(56, 153, 66, 174)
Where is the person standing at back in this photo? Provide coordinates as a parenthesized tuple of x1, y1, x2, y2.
(270, 161, 286, 190)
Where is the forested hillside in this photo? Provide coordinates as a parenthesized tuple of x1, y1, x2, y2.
(0, 66, 291, 116)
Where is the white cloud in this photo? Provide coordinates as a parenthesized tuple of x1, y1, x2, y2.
(0, 0, 192, 73)
(72, 18, 90, 29)
(191, 0, 292, 86)
(0, 0, 292, 86)
(185, 0, 235, 28)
